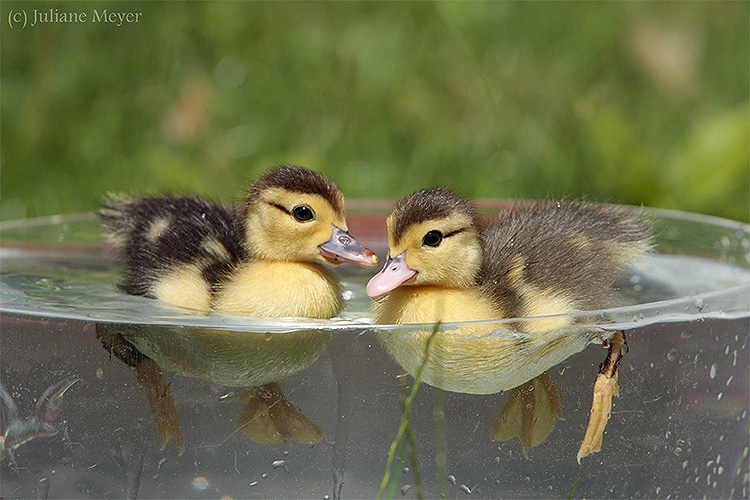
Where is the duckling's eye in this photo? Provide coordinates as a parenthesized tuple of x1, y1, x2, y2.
(292, 205, 315, 222)
(423, 230, 443, 247)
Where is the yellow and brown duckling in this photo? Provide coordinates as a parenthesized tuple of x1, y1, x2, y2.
(367, 188, 652, 394)
(100, 165, 378, 318)
(98, 166, 378, 450)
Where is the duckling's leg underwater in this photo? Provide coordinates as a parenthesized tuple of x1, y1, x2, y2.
(96, 325, 185, 455)
(577, 330, 627, 463)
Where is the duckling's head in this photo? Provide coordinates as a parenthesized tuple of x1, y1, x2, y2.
(367, 188, 481, 300)
(243, 166, 378, 268)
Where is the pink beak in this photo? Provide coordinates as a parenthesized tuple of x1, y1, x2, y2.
(319, 226, 379, 268)
(366, 253, 417, 300)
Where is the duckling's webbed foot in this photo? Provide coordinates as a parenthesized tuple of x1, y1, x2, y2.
(492, 372, 562, 454)
(235, 383, 323, 445)
(577, 330, 626, 463)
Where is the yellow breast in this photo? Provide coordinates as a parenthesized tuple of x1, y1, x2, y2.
(374, 285, 593, 395)
(373, 286, 498, 324)
(212, 261, 342, 318)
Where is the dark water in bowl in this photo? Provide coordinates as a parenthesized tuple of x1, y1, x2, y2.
(1, 211, 749, 498)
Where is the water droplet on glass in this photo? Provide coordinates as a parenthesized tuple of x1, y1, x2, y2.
(400, 485, 412, 495)
(323, 495, 331, 500)
(261, 473, 268, 479)
(191, 477, 210, 491)
(283, 450, 289, 457)
(558, 365, 566, 376)
(710, 364, 717, 379)
(342, 290, 354, 301)
(694, 298, 704, 312)
(402, 466, 410, 474)
(448, 474, 457, 486)
(272, 460, 287, 471)
(717, 392, 723, 400)
(218, 392, 232, 402)
(249, 481, 258, 487)
(667, 349, 678, 361)
(459, 484, 473, 494)
(674, 447, 683, 456)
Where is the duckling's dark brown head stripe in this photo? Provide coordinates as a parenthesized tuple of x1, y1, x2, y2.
(389, 187, 478, 245)
(246, 165, 344, 215)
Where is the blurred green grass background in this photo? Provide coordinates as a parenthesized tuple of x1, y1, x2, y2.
(1, 1, 748, 222)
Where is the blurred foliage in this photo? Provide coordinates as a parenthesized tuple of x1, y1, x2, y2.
(1, 1, 748, 222)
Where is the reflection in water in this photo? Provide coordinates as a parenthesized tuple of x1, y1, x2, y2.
(0, 375, 82, 463)
(96, 323, 331, 452)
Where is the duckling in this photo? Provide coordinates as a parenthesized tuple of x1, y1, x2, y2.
(367, 188, 652, 394)
(100, 165, 378, 318)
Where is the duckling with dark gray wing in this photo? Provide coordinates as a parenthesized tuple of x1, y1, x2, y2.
(101, 165, 378, 317)
(367, 188, 652, 394)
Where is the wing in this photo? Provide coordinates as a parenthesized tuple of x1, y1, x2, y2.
(478, 201, 653, 317)
(99, 194, 249, 297)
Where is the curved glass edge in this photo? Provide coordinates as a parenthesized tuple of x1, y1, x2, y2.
(0, 212, 98, 230)
(2, 282, 747, 334)
(1, 209, 748, 333)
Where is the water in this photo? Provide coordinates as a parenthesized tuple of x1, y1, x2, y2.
(1, 211, 749, 498)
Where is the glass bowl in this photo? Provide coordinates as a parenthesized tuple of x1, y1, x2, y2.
(1, 204, 748, 499)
